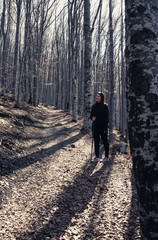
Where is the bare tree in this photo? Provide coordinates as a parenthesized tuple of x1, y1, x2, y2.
(1, 0, 11, 96)
(125, 1, 158, 239)
(120, 0, 126, 138)
(12, 0, 22, 101)
(1, 0, 7, 96)
(83, 0, 92, 130)
(22, 0, 32, 103)
(67, 0, 73, 113)
(108, 0, 114, 142)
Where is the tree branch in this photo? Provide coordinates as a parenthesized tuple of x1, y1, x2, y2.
(91, 0, 102, 34)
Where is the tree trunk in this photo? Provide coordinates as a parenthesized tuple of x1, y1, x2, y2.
(72, 77, 78, 121)
(83, 0, 93, 131)
(118, 46, 122, 131)
(96, 0, 102, 92)
(1, 0, 8, 96)
(121, 0, 126, 139)
(23, 0, 32, 102)
(108, 0, 114, 142)
(12, 0, 22, 100)
(125, 1, 158, 239)
(79, 46, 84, 116)
(67, 0, 73, 113)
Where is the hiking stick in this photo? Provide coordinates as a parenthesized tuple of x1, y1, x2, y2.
(91, 122, 95, 160)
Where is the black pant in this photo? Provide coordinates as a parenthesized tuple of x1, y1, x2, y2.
(93, 124, 109, 158)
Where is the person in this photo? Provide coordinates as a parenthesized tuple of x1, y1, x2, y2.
(90, 92, 109, 162)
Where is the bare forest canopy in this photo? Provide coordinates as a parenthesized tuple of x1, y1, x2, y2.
(0, 0, 126, 135)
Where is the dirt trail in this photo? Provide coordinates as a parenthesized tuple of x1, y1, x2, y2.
(0, 106, 140, 240)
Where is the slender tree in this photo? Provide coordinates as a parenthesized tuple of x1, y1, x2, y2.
(22, 0, 32, 102)
(1, 0, 6, 96)
(67, 0, 73, 113)
(108, 0, 114, 142)
(125, 1, 158, 239)
(83, 0, 93, 130)
(1, 0, 11, 96)
(120, 0, 126, 138)
(12, 0, 22, 100)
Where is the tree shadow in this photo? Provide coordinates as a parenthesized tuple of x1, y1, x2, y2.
(23, 125, 79, 144)
(17, 159, 113, 240)
(125, 169, 140, 239)
(0, 132, 85, 177)
(83, 155, 115, 239)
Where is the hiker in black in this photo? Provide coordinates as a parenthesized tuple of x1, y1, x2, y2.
(90, 92, 109, 162)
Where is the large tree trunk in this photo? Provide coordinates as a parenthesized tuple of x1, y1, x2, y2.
(125, 1, 158, 239)
(83, 0, 93, 131)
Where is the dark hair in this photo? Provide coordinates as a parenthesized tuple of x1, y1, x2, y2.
(97, 92, 105, 105)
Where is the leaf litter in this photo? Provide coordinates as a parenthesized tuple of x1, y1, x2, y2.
(0, 95, 140, 239)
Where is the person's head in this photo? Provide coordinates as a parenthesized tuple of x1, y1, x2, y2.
(96, 92, 105, 104)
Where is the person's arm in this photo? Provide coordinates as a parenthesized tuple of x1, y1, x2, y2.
(104, 104, 109, 130)
(90, 104, 96, 121)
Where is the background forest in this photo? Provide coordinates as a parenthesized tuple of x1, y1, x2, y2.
(0, 0, 126, 137)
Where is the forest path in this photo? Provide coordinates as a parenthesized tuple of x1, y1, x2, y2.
(0, 107, 140, 240)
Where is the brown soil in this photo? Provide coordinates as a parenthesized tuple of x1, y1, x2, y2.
(0, 95, 140, 240)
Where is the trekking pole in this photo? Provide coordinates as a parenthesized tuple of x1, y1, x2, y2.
(91, 122, 95, 161)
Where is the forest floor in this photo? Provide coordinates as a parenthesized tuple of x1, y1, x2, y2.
(0, 95, 140, 240)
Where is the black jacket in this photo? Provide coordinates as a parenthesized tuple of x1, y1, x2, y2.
(90, 102, 109, 130)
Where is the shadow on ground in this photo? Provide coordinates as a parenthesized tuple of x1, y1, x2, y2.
(23, 125, 79, 149)
(83, 155, 115, 240)
(125, 169, 140, 239)
(17, 158, 114, 240)
(0, 130, 85, 177)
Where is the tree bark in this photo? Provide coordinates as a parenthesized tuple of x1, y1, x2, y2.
(121, 0, 126, 139)
(67, 0, 73, 113)
(72, 77, 78, 121)
(125, 1, 158, 239)
(12, 0, 22, 100)
(83, 0, 92, 131)
(1, 0, 11, 96)
(108, 0, 114, 142)
(23, 0, 32, 102)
